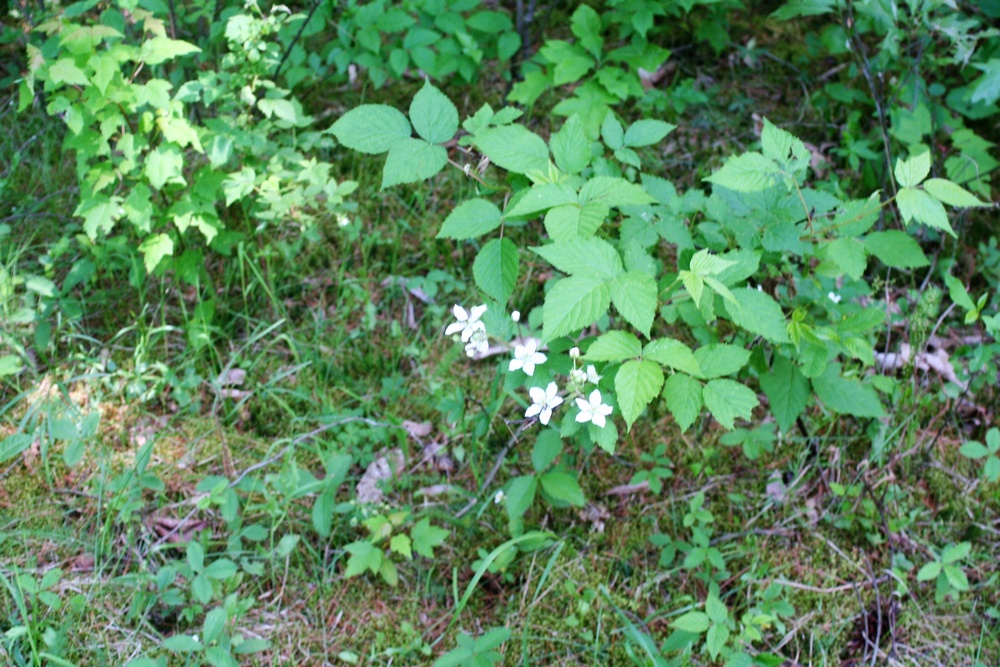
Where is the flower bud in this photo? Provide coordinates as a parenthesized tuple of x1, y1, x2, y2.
(569, 347, 580, 359)
(511, 310, 520, 322)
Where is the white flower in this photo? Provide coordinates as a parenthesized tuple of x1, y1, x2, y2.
(493, 489, 505, 504)
(525, 381, 563, 425)
(828, 291, 842, 304)
(511, 310, 521, 323)
(336, 213, 351, 227)
(509, 338, 546, 376)
(445, 304, 488, 342)
(575, 389, 613, 428)
(569, 347, 580, 359)
(464, 328, 489, 358)
(568, 368, 587, 388)
(585, 365, 602, 384)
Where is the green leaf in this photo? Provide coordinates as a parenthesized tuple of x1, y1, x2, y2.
(922, 178, 988, 208)
(689, 248, 736, 276)
(694, 344, 749, 379)
(0, 433, 32, 464)
(48, 58, 90, 86)
(437, 199, 503, 239)
(531, 430, 563, 472)
(570, 4, 603, 58)
(615, 360, 664, 431)
(332, 105, 411, 154)
(343, 541, 381, 577)
(539, 471, 586, 507)
(959, 441, 990, 459)
(811, 364, 885, 418)
(611, 271, 657, 337)
(550, 115, 592, 174)
(473, 238, 518, 303)
(506, 183, 578, 217)
(944, 274, 976, 311)
(723, 287, 789, 343)
(542, 275, 612, 342)
(381, 138, 448, 188)
(411, 517, 448, 558)
(703, 378, 758, 430)
(705, 152, 780, 192)
(162, 634, 203, 653)
(544, 202, 609, 240)
(472, 125, 550, 174)
(75, 196, 120, 239)
(601, 112, 624, 150)
(505, 475, 537, 522)
(863, 231, 929, 268)
(825, 237, 868, 280)
(643, 338, 702, 377)
(941, 542, 970, 565)
(970, 58, 1000, 105)
(145, 145, 184, 190)
(897, 187, 954, 236)
(760, 117, 809, 171)
(0, 355, 23, 378)
(624, 119, 676, 147)
(409, 80, 458, 144)
(578, 176, 655, 208)
(944, 564, 969, 591)
(894, 151, 931, 188)
(759, 355, 809, 434)
(663, 373, 703, 432)
(390, 534, 412, 560)
(671, 611, 710, 634)
(138, 233, 174, 272)
(916, 561, 942, 582)
(706, 623, 729, 660)
(202, 607, 227, 644)
(139, 36, 200, 64)
(585, 331, 641, 362)
(705, 593, 728, 624)
(531, 237, 623, 279)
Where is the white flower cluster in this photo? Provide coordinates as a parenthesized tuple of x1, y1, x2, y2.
(444, 304, 489, 357)
(444, 306, 614, 430)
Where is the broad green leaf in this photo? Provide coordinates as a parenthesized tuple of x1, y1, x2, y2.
(544, 202, 609, 240)
(343, 541, 381, 577)
(585, 331, 641, 362)
(663, 372, 703, 432)
(704, 152, 780, 192)
(680, 270, 705, 305)
(959, 441, 991, 459)
(706, 624, 729, 660)
(0, 355, 23, 378)
(624, 119, 676, 147)
(473, 238, 518, 303)
(812, 364, 885, 418)
(145, 145, 184, 190)
(138, 233, 174, 272)
(409, 80, 458, 144)
(473, 125, 550, 174)
(897, 187, 953, 236)
(542, 275, 612, 342)
(0, 433, 32, 464)
(944, 564, 969, 591)
(437, 199, 503, 239)
(941, 542, 970, 565)
(162, 634, 203, 652)
(828, 194, 881, 236)
(202, 608, 227, 644)
(570, 4, 603, 58)
(578, 176, 655, 208)
(970, 58, 1000, 105)
(505, 474, 537, 521)
(389, 534, 412, 560)
(703, 275, 738, 305)
(825, 237, 867, 280)
(759, 355, 809, 433)
(760, 117, 809, 171)
(689, 248, 736, 275)
(257, 98, 298, 123)
(723, 287, 789, 343)
(539, 471, 586, 507)
(76, 195, 121, 239)
(944, 274, 976, 311)
(381, 138, 447, 188)
(48, 58, 89, 86)
(671, 611, 710, 634)
(893, 150, 931, 188)
(411, 518, 449, 558)
(705, 593, 728, 624)
(615, 360, 664, 431)
(531, 237, 623, 278)
(601, 112, 625, 150)
(923, 178, 988, 208)
(506, 183, 578, 217)
(590, 419, 618, 454)
(611, 271, 657, 337)
(863, 231, 929, 268)
(643, 338, 702, 377)
(694, 344, 749, 379)
(332, 105, 411, 154)
(532, 430, 563, 472)
(139, 37, 201, 64)
(550, 115, 591, 174)
(916, 561, 942, 581)
(703, 378, 758, 430)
